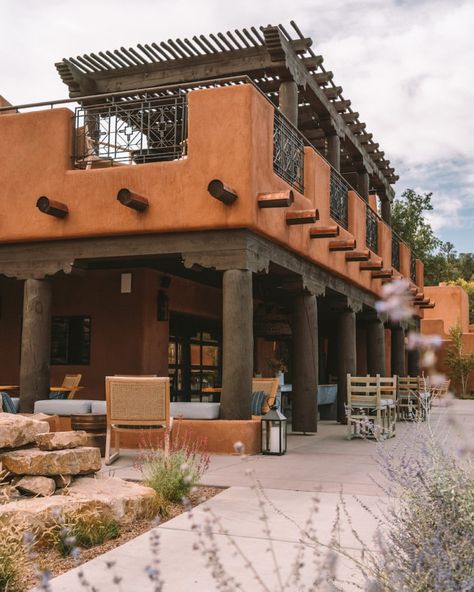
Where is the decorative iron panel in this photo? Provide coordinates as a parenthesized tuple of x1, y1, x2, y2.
(329, 169, 349, 229)
(74, 93, 188, 168)
(392, 234, 400, 270)
(366, 207, 378, 252)
(410, 252, 417, 282)
(273, 111, 304, 193)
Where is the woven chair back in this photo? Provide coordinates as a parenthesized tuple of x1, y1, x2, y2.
(252, 378, 279, 413)
(62, 374, 82, 390)
(105, 376, 170, 426)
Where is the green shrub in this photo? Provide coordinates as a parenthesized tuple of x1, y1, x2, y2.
(0, 522, 26, 592)
(54, 510, 120, 557)
(139, 429, 210, 503)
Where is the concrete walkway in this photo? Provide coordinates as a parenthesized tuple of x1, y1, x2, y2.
(45, 400, 473, 591)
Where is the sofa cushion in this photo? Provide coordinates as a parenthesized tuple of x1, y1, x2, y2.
(34, 399, 93, 416)
(170, 402, 220, 420)
(91, 401, 107, 415)
(1, 392, 18, 413)
(10, 397, 21, 413)
(250, 391, 266, 416)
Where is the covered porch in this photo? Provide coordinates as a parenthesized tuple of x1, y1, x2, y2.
(0, 229, 415, 430)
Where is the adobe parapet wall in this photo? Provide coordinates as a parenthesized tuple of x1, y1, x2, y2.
(0, 84, 423, 298)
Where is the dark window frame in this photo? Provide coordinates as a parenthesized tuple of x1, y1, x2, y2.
(51, 316, 91, 365)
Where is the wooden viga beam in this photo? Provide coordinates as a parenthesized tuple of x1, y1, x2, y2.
(117, 188, 149, 212)
(359, 259, 383, 271)
(257, 190, 294, 208)
(371, 268, 394, 279)
(419, 301, 435, 309)
(329, 238, 356, 252)
(285, 209, 319, 225)
(345, 249, 370, 262)
(208, 179, 238, 205)
(36, 196, 68, 218)
(309, 225, 340, 239)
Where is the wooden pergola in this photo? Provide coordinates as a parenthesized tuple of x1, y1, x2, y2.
(55, 21, 397, 214)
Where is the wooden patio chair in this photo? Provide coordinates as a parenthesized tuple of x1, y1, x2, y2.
(397, 376, 426, 421)
(379, 376, 397, 438)
(346, 375, 389, 440)
(428, 377, 451, 403)
(49, 374, 83, 400)
(105, 376, 171, 465)
(251, 377, 280, 417)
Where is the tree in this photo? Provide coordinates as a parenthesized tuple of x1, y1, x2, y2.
(391, 189, 441, 263)
(445, 324, 474, 398)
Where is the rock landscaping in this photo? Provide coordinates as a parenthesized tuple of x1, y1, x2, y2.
(0, 414, 156, 526)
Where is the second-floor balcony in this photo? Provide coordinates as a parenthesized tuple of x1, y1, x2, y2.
(0, 78, 423, 295)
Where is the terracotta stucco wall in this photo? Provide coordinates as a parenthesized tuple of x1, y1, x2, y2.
(0, 270, 222, 399)
(0, 84, 423, 297)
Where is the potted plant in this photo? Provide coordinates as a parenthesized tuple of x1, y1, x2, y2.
(268, 358, 288, 386)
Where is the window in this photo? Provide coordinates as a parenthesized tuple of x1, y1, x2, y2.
(51, 316, 91, 365)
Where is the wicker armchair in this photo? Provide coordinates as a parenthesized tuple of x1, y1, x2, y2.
(251, 377, 279, 416)
(49, 374, 83, 400)
(105, 376, 171, 465)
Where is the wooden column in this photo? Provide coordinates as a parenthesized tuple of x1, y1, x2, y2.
(19, 279, 52, 412)
(367, 319, 386, 375)
(327, 134, 341, 171)
(391, 325, 406, 377)
(337, 307, 357, 422)
(358, 171, 370, 201)
(221, 269, 253, 419)
(292, 292, 318, 433)
(279, 80, 298, 126)
(407, 318, 420, 376)
(381, 199, 391, 225)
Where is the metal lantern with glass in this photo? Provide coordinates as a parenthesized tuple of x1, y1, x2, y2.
(261, 405, 287, 455)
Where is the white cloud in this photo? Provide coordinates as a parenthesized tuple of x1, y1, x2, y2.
(1, 0, 473, 243)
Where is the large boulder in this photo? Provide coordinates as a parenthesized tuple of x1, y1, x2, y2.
(36, 431, 87, 451)
(16, 476, 56, 497)
(0, 447, 101, 476)
(0, 414, 49, 449)
(0, 477, 157, 534)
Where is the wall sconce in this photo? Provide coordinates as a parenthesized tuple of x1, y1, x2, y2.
(120, 273, 132, 294)
(157, 290, 169, 321)
(207, 179, 238, 205)
(36, 196, 68, 218)
(117, 188, 149, 212)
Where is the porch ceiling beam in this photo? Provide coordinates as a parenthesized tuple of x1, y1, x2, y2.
(0, 230, 377, 308)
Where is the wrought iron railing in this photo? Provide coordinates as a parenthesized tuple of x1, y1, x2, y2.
(74, 92, 188, 167)
(410, 251, 417, 282)
(329, 169, 349, 229)
(392, 233, 400, 270)
(273, 111, 304, 193)
(366, 206, 378, 253)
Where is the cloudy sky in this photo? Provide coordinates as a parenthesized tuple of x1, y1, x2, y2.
(1, 0, 473, 252)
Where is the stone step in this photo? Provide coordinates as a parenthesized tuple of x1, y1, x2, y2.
(36, 430, 88, 451)
(0, 446, 101, 476)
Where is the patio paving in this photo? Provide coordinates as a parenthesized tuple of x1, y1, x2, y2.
(44, 399, 474, 591)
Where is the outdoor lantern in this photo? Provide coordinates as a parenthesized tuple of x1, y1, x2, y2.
(261, 405, 287, 456)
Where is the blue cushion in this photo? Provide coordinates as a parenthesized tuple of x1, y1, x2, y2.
(91, 401, 107, 415)
(34, 399, 93, 416)
(1, 392, 18, 413)
(49, 390, 70, 400)
(251, 391, 266, 416)
(10, 397, 20, 413)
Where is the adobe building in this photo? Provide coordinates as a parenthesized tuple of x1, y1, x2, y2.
(422, 284, 474, 395)
(0, 23, 433, 429)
